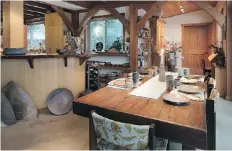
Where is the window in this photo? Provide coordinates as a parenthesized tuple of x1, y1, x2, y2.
(89, 19, 123, 51)
(27, 24, 45, 49)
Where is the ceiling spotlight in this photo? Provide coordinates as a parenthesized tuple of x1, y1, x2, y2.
(180, 2, 185, 13)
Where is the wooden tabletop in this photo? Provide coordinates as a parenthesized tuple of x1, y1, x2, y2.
(74, 74, 207, 149)
(76, 80, 206, 131)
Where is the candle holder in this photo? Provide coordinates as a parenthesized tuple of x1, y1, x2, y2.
(158, 65, 166, 82)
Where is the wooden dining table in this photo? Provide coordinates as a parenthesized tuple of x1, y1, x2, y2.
(73, 71, 208, 149)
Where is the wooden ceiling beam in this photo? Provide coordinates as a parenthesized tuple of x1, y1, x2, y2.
(24, 1, 52, 10)
(24, 15, 39, 20)
(104, 8, 130, 34)
(191, 1, 226, 28)
(64, 1, 93, 8)
(136, 2, 166, 34)
(50, 5, 74, 33)
(90, 1, 154, 10)
(76, 9, 99, 36)
(25, 17, 45, 23)
(24, 5, 47, 14)
(24, 10, 45, 17)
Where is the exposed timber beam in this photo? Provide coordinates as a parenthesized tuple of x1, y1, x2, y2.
(91, 1, 154, 10)
(64, 1, 93, 9)
(24, 1, 52, 10)
(51, 5, 74, 34)
(129, 4, 138, 72)
(191, 1, 226, 28)
(25, 17, 45, 24)
(24, 10, 45, 17)
(105, 8, 130, 34)
(76, 9, 98, 36)
(24, 5, 47, 14)
(136, 1, 166, 34)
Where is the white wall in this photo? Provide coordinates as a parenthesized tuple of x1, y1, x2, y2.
(164, 10, 213, 67)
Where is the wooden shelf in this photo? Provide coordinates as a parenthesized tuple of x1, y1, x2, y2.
(1, 53, 92, 68)
(99, 65, 130, 71)
(93, 52, 129, 57)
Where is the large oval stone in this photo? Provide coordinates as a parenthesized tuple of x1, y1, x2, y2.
(1, 92, 16, 125)
(2, 81, 38, 121)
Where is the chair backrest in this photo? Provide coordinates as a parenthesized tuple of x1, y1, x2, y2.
(90, 111, 155, 150)
(206, 99, 216, 150)
(202, 59, 211, 76)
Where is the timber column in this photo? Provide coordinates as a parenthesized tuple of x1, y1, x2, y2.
(2, 1, 24, 48)
(129, 4, 138, 72)
(227, 1, 232, 101)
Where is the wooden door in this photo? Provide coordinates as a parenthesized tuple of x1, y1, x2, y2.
(182, 24, 211, 69)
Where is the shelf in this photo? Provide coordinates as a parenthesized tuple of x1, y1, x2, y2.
(99, 65, 130, 71)
(93, 52, 129, 57)
(92, 52, 150, 57)
(1, 53, 92, 69)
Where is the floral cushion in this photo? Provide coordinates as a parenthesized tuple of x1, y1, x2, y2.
(97, 137, 168, 150)
(92, 112, 150, 150)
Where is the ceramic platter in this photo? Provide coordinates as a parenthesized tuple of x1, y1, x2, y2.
(163, 93, 190, 106)
(177, 85, 205, 94)
(180, 77, 198, 84)
(109, 78, 125, 86)
(47, 88, 74, 115)
(186, 75, 202, 79)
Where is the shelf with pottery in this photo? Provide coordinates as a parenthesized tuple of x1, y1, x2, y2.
(99, 64, 130, 71)
(1, 53, 92, 69)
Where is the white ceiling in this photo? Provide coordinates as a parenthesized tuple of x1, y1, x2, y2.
(39, 0, 86, 10)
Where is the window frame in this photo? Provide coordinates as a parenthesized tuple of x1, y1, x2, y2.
(87, 15, 125, 52)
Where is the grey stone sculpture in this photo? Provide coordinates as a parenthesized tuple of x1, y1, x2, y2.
(2, 81, 38, 121)
(1, 92, 16, 125)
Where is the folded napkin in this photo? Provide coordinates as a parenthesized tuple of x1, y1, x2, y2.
(208, 78, 216, 88)
(209, 88, 219, 100)
(170, 89, 205, 101)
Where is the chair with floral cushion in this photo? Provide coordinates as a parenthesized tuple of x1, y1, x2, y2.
(89, 110, 169, 150)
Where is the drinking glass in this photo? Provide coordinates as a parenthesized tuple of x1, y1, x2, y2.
(133, 72, 139, 88)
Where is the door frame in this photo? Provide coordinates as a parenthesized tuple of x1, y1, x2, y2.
(181, 22, 215, 68)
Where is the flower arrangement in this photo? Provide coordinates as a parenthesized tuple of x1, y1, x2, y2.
(163, 39, 182, 53)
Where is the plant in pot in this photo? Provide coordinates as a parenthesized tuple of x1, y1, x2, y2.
(108, 37, 123, 53)
(163, 39, 182, 71)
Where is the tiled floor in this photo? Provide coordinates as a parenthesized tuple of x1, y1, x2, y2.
(1, 98, 232, 150)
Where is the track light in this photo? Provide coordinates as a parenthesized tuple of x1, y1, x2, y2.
(180, 2, 185, 13)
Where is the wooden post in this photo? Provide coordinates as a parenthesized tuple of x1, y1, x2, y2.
(72, 11, 79, 37)
(226, 1, 232, 101)
(2, 1, 24, 48)
(129, 4, 138, 72)
(149, 17, 161, 66)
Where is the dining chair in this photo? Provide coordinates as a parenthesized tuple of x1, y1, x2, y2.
(206, 77, 217, 99)
(206, 99, 216, 150)
(201, 59, 211, 76)
(89, 110, 169, 150)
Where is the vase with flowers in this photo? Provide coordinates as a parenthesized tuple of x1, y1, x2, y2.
(163, 39, 182, 71)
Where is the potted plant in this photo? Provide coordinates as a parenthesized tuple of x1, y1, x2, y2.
(163, 39, 182, 71)
(109, 37, 123, 53)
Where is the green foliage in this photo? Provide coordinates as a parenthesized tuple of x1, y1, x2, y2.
(109, 37, 123, 51)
